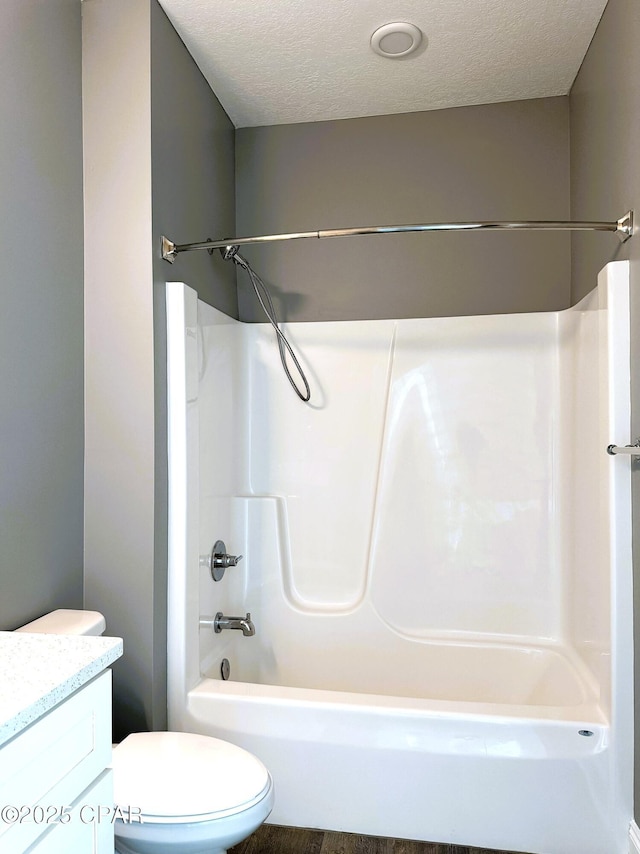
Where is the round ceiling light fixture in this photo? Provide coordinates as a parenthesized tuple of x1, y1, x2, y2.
(370, 22, 423, 58)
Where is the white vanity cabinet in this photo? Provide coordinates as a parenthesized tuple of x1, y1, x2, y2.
(0, 633, 123, 854)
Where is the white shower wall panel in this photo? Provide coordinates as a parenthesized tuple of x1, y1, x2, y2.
(246, 312, 563, 641)
(197, 309, 247, 496)
(558, 295, 610, 690)
(247, 321, 395, 610)
(197, 304, 247, 671)
(190, 282, 617, 686)
(369, 314, 561, 640)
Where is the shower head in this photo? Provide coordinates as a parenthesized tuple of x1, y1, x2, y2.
(221, 245, 253, 276)
(220, 244, 241, 262)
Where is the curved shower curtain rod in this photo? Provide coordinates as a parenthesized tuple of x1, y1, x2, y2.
(161, 210, 634, 263)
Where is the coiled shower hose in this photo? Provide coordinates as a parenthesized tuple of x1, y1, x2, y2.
(221, 246, 311, 403)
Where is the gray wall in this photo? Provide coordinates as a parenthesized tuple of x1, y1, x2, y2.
(83, 0, 235, 739)
(236, 98, 571, 323)
(0, 0, 84, 629)
(151, 0, 237, 317)
(568, 0, 640, 821)
(83, 0, 156, 739)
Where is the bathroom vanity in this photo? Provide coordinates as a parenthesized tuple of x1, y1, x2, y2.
(0, 631, 122, 853)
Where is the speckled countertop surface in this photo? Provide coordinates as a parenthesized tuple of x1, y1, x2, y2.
(0, 632, 123, 748)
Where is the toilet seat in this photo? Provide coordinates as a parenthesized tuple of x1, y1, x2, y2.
(112, 732, 272, 825)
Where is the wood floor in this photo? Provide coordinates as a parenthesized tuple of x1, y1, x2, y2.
(230, 824, 525, 854)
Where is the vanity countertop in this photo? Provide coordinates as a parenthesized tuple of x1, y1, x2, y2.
(0, 632, 123, 748)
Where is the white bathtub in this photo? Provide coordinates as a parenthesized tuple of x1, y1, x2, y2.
(185, 673, 608, 853)
(184, 627, 612, 852)
(166, 262, 633, 854)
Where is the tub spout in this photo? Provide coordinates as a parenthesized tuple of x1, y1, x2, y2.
(213, 612, 255, 637)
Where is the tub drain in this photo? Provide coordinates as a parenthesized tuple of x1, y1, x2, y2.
(220, 658, 231, 680)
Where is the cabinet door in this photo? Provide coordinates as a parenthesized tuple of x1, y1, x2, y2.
(25, 769, 114, 854)
(0, 672, 112, 854)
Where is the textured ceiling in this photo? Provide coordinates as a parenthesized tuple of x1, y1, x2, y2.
(157, 0, 607, 129)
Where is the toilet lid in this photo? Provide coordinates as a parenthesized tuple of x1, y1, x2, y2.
(112, 732, 271, 821)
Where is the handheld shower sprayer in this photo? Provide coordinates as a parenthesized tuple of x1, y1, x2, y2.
(222, 244, 241, 262)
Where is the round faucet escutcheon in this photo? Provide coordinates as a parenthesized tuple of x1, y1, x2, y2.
(210, 540, 243, 581)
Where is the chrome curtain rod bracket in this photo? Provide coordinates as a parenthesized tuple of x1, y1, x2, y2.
(607, 439, 640, 456)
(161, 210, 635, 262)
(162, 236, 178, 264)
(617, 210, 634, 241)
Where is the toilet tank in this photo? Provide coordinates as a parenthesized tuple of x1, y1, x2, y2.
(15, 609, 106, 636)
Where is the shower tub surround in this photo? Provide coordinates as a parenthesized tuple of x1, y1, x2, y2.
(166, 262, 632, 854)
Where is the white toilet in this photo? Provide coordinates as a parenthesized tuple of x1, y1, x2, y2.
(16, 609, 274, 854)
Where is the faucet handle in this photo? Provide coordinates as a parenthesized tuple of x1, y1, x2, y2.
(210, 540, 243, 581)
